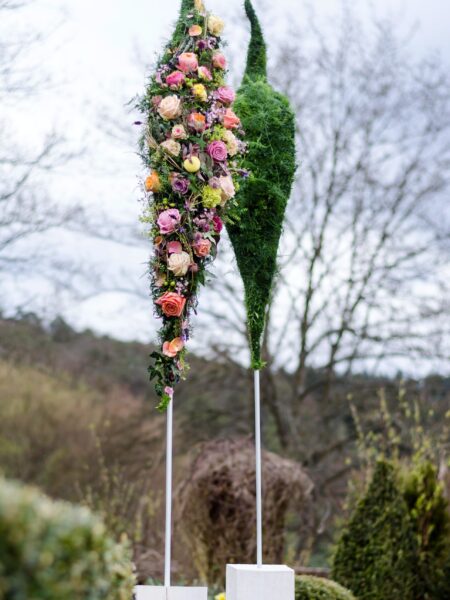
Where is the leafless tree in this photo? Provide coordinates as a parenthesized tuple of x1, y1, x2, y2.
(194, 5, 450, 453)
(0, 0, 84, 292)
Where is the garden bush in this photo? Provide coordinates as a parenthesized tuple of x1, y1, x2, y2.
(402, 460, 450, 599)
(296, 575, 355, 600)
(0, 477, 135, 599)
(332, 460, 420, 600)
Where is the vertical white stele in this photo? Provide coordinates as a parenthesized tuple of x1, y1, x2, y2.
(134, 393, 208, 599)
(225, 370, 295, 600)
(254, 369, 263, 567)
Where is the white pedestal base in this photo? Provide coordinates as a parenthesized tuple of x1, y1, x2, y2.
(134, 586, 207, 600)
(226, 564, 295, 600)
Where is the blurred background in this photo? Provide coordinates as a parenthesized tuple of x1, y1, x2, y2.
(0, 0, 449, 589)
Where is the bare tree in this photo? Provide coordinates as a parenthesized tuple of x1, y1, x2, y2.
(0, 0, 83, 289)
(194, 5, 450, 450)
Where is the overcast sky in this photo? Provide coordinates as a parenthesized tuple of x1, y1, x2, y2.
(3, 0, 450, 357)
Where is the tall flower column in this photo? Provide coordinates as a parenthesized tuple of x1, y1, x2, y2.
(135, 1, 246, 598)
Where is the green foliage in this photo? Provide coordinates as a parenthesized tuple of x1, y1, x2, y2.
(332, 460, 420, 600)
(243, 0, 267, 79)
(402, 461, 450, 598)
(0, 477, 135, 599)
(296, 576, 356, 600)
(227, 0, 296, 368)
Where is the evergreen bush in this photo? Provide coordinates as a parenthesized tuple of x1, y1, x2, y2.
(296, 575, 356, 600)
(402, 461, 450, 599)
(332, 460, 420, 600)
(0, 477, 135, 599)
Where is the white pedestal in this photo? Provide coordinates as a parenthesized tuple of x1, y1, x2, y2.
(134, 586, 208, 600)
(226, 564, 295, 600)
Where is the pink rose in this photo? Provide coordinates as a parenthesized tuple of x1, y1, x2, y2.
(207, 140, 228, 162)
(166, 70, 185, 89)
(193, 238, 212, 258)
(212, 52, 227, 69)
(157, 209, 181, 234)
(223, 108, 240, 129)
(167, 241, 182, 254)
(217, 86, 236, 104)
(198, 66, 212, 81)
(178, 52, 199, 73)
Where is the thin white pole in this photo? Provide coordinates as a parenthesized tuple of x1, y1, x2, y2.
(164, 395, 173, 588)
(254, 369, 263, 568)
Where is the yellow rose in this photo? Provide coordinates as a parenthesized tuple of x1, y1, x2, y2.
(215, 594, 226, 600)
(158, 95, 182, 120)
(208, 15, 225, 36)
(168, 251, 191, 277)
(192, 83, 208, 102)
(194, 0, 205, 12)
(160, 139, 181, 157)
(184, 156, 201, 173)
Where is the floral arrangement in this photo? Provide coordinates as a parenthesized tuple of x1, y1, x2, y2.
(137, 0, 247, 410)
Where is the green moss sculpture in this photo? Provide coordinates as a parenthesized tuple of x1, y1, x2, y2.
(332, 460, 420, 600)
(227, 0, 296, 369)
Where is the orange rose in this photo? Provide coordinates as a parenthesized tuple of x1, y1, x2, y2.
(145, 171, 161, 192)
(223, 108, 240, 129)
(189, 25, 202, 36)
(187, 112, 206, 133)
(162, 337, 184, 358)
(155, 291, 186, 317)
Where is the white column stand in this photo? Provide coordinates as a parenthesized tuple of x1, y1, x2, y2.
(225, 369, 295, 600)
(134, 394, 207, 600)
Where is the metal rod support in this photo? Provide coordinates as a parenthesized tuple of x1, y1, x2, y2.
(164, 396, 174, 587)
(254, 369, 263, 567)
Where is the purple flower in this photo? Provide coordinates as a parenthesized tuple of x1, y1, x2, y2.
(171, 176, 190, 195)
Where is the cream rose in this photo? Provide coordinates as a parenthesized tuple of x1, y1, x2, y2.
(208, 15, 225, 36)
(168, 251, 191, 276)
(171, 124, 187, 139)
(160, 139, 181, 157)
(194, 0, 205, 12)
(157, 95, 182, 120)
(222, 130, 239, 157)
(219, 175, 235, 203)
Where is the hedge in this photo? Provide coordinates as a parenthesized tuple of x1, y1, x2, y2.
(332, 460, 419, 600)
(296, 575, 356, 600)
(0, 477, 135, 599)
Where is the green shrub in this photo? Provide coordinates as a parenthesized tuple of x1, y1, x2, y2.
(332, 460, 419, 600)
(402, 461, 450, 599)
(0, 477, 135, 599)
(296, 575, 356, 600)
